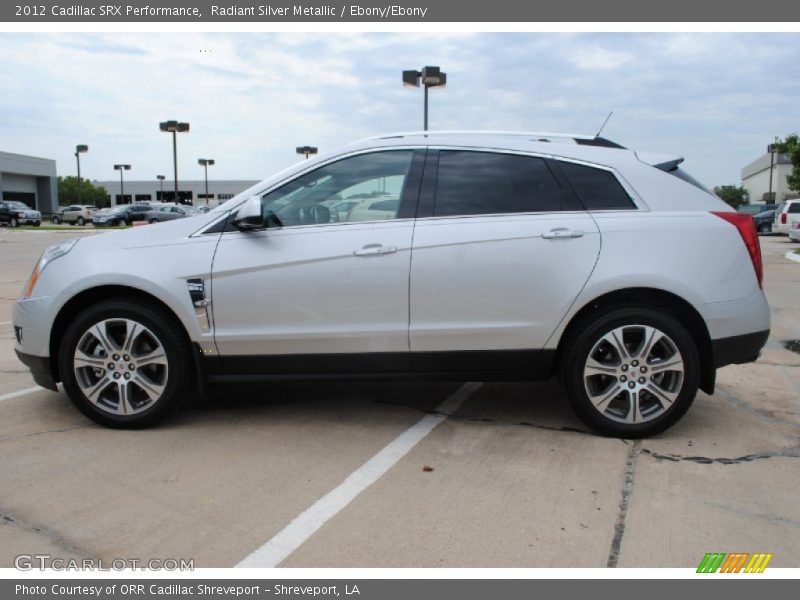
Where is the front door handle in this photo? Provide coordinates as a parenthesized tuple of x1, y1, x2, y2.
(542, 228, 584, 239)
(354, 244, 398, 257)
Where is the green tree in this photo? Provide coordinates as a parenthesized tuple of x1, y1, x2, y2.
(57, 176, 110, 208)
(714, 185, 749, 209)
(772, 133, 800, 191)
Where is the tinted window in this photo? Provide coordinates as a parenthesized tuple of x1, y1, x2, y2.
(434, 151, 566, 217)
(260, 151, 414, 227)
(788, 203, 800, 214)
(559, 161, 636, 210)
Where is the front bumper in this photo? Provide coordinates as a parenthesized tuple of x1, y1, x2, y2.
(18, 217, 41, 225)
(15, 350, 57, 390)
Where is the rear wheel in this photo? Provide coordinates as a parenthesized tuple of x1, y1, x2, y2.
(563, 307, 700, 438)
(59, 299, 193, 428)
(149, 218, 159, 224)
(52, 215, 61, 224)
(77, 216, 85, 226)
(759, 222, 772, 234)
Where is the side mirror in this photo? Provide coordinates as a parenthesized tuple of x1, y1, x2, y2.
(232, 196, 264, 231)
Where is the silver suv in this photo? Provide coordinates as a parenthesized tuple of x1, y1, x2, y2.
(13, 132, 770, 436)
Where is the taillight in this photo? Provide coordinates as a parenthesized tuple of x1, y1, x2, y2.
(711, 212, 763, 289)
(781, 213, 787, 224)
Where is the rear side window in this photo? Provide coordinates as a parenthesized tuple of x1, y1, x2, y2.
(559, 161, 636, 210)
(433, 151, 569, 217)
(788, 203, 800, 214)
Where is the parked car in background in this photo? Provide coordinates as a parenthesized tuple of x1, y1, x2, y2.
(52, 205, 97, 225)
(789, 222, 800, 242)
(737, 203, 776, 216)
(773, 200, 800, 234)
(144, 204, 200, 223)
(0, 200, 18, 226)
(0, 200, 41, 226)
(754, 209, 776, 234)
(93, 204, 153, 227)
(197, 203, 219, 214)
(12, 131, 770, 437)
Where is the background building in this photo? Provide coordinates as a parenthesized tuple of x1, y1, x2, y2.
(94, 179, 259, 207)
(741, 152, 798, 204)
(0, 151, 58, 212)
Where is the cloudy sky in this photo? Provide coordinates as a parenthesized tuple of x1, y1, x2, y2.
(1, 32, 798, 187)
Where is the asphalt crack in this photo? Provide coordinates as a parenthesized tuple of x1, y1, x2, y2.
(606, 439, 641, 568)
(639, 442, 800, 465)
(0, 509, 97, 559)
(0, 424, 95, 443)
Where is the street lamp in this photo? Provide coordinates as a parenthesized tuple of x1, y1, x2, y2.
(75, 145, 88, 204)
(296, 146, 318, 160)
(402, 66, 447, 131)
(156, 175, 165, 201)
(198, 158, 215, 204)
(767, 143, 778, 203)
(159, 120, 190, 204)
(113, 164, 131, 205)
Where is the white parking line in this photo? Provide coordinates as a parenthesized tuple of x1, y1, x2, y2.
(236, 381, 483, 568)
(0, 386, 45, 402)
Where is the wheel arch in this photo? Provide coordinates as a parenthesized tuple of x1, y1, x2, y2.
(48, 285, 190, 384)
(554, 287, 715, 395)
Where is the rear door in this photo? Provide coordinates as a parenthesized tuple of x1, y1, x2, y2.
(409, 149, 601, 372)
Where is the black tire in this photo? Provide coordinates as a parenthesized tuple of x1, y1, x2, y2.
(759, 223, 772, 234)
(10, 216, 18, 228)
(52, 216, 61, 224)
(562, 307, 700, 438)
(149, 219, 159, 224)
(77, 216, 85, 226)
(59, 298, 194, 428)
(33, 221, 40, 227)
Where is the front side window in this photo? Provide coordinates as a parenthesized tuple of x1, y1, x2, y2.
(559, 161, 636, 210)
(259, 150, 414, 227)
(433, 151, 567, 217)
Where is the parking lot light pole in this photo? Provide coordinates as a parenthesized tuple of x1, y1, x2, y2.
(296, 146, 318, 160)
(767, 143, 777, 203)
(403, 66, 447, 131)
(113, 164, 131, 205)
(159, 120, 190, 203)
(75, 145, 88, 204)
(198, 159, 215, 204)
(156, 175, 165, 201)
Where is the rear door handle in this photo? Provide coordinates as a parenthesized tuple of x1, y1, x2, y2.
(354, 244, 398, 257)
(542, 228, 584, 239)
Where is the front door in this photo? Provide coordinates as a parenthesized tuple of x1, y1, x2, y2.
(210, 149, 424, 374)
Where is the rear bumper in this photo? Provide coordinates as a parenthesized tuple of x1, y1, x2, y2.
(15, 350, 57, 391)
(712, 330, 770, 368)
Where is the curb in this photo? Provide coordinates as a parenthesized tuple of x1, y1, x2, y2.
(785, 251, 800, 264)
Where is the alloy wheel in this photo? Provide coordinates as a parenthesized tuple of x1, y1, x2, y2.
(583, 324, 684, 424)
(73, 318, 169, 416)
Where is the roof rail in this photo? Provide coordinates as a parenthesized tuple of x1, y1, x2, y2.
(353, 130, 626, 149)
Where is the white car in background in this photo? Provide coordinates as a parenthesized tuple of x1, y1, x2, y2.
(789, 221, 800, 242)
(773, 199, 800, 234)
(13, 131, 770, 437)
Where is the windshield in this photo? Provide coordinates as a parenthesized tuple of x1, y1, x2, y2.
(7, 201, 31, 210)
(668, 167, 710, 194)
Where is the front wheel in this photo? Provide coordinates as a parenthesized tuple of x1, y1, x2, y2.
(59, 299, 193, 428)
(52, 215, 62, 224)
(10, 216, 18, 228)
(759, 223, 772, 234)
(562, 307, 700, 438)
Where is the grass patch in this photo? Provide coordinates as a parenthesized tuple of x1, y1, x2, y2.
(794, 249, 800, 256)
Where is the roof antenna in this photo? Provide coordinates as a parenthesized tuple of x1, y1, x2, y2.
(595, 111, 613, 138)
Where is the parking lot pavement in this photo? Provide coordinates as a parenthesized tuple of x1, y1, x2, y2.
(0, 229, 798, 568)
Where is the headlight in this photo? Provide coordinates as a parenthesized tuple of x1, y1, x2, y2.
(21, 238, 80, 299)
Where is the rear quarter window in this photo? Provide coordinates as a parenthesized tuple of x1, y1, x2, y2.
(558, 161, 636, 210)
